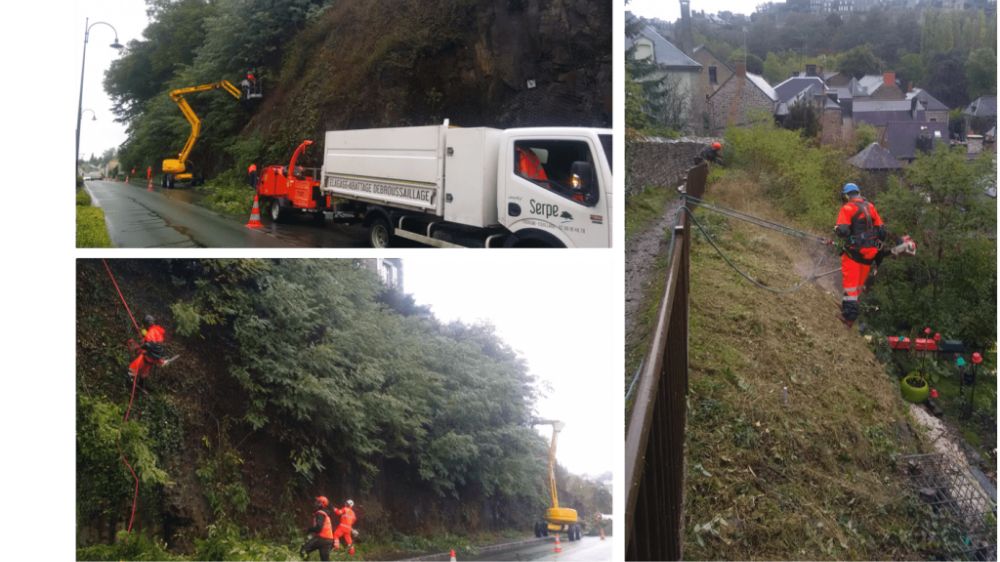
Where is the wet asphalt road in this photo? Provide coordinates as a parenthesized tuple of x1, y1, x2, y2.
(84, 179, 369, 248)
(469, 536, 612, 562)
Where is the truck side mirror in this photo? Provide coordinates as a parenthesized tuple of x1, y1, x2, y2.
(570, 161, 598, 205)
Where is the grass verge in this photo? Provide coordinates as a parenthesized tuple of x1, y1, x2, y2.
(625, 185, 679, 243)
(197, 170, 256, 217)
(76, 187, 112, 248)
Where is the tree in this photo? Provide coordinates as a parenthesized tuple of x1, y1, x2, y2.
(926, 50, 969, 109)
(781, 100, 821, 138)
(895, 52, 925, 89)
(965, 48, 997, 101)
(869, 148, 996, 347)
(837, 44, 883, 79)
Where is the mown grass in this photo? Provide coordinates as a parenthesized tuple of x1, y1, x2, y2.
(76, 187, 112, 248)
(681, 173, 936, 560)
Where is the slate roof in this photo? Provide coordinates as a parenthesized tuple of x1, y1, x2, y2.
(773, 76, 826, 103)
(964, 95, 997, 117)
(905, 88, 949, 111)
(848, 142, 903, 170)
(884, 121, 948, 161)
(625, 26, 701, 69)
(853, 100, 919, 127)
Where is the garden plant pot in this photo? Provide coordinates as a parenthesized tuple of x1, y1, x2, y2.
(900, 373, 930, 403)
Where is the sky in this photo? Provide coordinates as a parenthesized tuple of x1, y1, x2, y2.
(403, 255, 616, 478)
(75, 1, 150, 161)
(628, 0, 758, 22)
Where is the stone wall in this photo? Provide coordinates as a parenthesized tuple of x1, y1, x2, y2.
(625, 137, 714, 197)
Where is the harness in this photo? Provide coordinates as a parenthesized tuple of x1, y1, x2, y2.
(845, 199, 878, 264)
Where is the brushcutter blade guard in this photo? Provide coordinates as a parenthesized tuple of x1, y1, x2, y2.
(890, 235, 916, 257)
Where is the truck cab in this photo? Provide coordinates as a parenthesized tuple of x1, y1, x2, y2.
(497, 128, 612, 248)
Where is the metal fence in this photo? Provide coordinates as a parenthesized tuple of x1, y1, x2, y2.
(901, 453, 997, 561)
(625, 162, 708, 561)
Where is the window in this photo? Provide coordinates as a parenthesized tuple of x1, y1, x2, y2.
(513, 140, 599, 207)
(709, 66, 718, 85)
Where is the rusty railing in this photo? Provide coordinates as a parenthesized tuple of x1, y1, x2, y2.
(625, 162, 708, 561)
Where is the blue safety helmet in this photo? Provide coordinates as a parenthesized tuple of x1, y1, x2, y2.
(842, 182, 861, 195)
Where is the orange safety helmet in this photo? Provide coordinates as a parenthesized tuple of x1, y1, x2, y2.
(712, 142, 722, 151)
(315, 496, 329, 508)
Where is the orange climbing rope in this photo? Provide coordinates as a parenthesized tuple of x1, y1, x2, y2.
(101, 259, 142, 533)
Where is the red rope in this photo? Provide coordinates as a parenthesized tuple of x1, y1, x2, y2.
(101, 259, 142, 534)
(102, 259, 141, 334)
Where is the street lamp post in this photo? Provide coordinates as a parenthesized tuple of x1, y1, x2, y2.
(76, 17, 123, 179)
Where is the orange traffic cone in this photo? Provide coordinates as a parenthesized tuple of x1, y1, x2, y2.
(246, 194, 263, 229)
(449, 548, 457, 562)
(553, 533, 562, 553)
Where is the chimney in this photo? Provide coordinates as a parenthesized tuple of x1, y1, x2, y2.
(883, 71, 896, 88)
(679, 0, 694, 54)
(806, 64, 817, 77)
(735, 61, 746, 78)
(907, 81, 913, 93)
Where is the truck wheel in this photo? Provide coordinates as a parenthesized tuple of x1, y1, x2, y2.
(369, 217, 392, 248)
(534, 522, 542, 538)
(312, 211, 326, 225)
(270, 200, 285, 223)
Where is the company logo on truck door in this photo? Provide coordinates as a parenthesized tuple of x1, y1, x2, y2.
(326, 175, 436, 205)
(529, 199, 574, 221)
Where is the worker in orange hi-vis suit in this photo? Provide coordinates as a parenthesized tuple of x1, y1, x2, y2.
(516, 146, 548, 181)
(834, 183, 886, 329)
(331, 499, 358, 555)
(128, 314, 170, 381)
(301, 496, 335, 561)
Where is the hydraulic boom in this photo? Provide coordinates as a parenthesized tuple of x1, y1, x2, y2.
(161, 80, 242, 188)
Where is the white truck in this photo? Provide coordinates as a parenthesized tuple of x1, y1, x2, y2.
(322, 120, 613, 248)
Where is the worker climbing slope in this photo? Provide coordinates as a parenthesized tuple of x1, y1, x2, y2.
(834, 182, 886, 328)
(127, 314, 177, 383)
(301, 496, 336, 561)
(331, 499, 358, 555)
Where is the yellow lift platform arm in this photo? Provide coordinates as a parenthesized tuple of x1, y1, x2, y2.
(161, 80, 242, 179)
(533, 419, 579, 529)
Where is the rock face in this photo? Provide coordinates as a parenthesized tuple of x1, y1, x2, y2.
(253, 0, 610, 146)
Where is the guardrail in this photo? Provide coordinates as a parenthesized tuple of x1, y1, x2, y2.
(625, 162, 708, 561)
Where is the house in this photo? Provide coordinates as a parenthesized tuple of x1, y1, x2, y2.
(626, 25, 702, 132)
(706, 62, 777, 133)
(848, 141, 904, 189)
(869, 72, 905, 100)
(848, 142, 904, 171)
(853, 99, 925, 130)
(690, 45, 732, 96)
(690, 45, 733, 134)
(883, 121, 948, 163)
(773, 73, 846, 144)
(905, 88, 949, 123)
(963, 95, 997, 137)
(851, 72, 904, 100)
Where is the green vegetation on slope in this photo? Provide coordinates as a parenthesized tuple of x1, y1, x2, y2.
(77, 187, 112, 248)
(683, 172, 932, 560)
(77, 260, 608, 558)
(107, 0, 611, 199)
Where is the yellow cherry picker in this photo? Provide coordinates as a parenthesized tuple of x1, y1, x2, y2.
(533, 419, 583, 541)
(161, 80, 243, 188)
